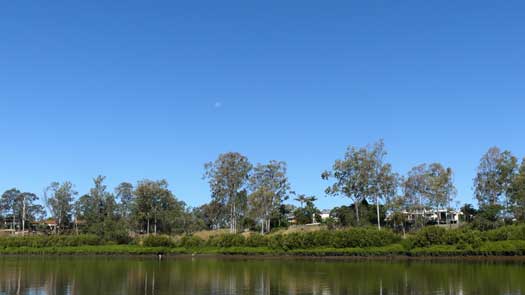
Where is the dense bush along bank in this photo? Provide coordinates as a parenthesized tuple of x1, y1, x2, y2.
(139, 228, 401, 249)
(0, 234, 102, 248)
(4, 226, 525, 256)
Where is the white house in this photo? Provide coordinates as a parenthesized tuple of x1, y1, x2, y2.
(388, 209, 463, 224)
(319, 210, 331, 221)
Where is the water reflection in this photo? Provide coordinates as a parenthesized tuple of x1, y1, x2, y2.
(0, 257, 524, 294)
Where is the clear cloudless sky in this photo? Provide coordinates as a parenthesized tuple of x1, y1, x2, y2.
(1, 1, 524, 210)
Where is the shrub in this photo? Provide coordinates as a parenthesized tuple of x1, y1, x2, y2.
(330, 228, 400, 248)
(307, 230, 332, 247)
(207, 234, 245, 247)
(267, 228, 400, 250)
(483, 225, 525, 241)
(267, 234, 284, 249)
(409, 245, 465, 257)
(444, 228, 483, 249)
(142, 235, 174, 247)
(411, 226, 447, 248)
(0, 234, 101, 248)
(288, 244, 406, 256)
(280, 233, 306, 250)
(400, 237, 414, 250)
(478, 240, 525, 255)
(245, 234, 268, 247)
(179, 235, 205, 248)
(103, 229, 132, 245)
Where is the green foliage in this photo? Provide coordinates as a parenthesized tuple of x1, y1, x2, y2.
(330, 228, 400, 248)
(203, 246, 273, 255)
(72, 177, 132, 244)
(0, 189, 45, 229)
(407, 226, 447, 248)
(0, 234, 101, 248)
(4, 227, 525, 257)
(245, 234, 268, 247)
(322, 140, 392, 225)
(267, 234, 283, 249)
(248, 161, 291, 234)
(331, 201, 388, 227)
(483, 225, 525, 241)
(2, 241, 525, 256)
(141, 235, 174, 247)
(287, 244, 406, 256)
(207, 234, 246, 247)
(0, 245, 188, 255)
(444, 228, 483, 249)
(44, 181, 77, 232)
(474, 147, 517, 207)
(132, 179, 186, 234)
(510, 159, 525, 221)
(179, 235, 205, 248)
(267, 228, 400, 250)
(403, 163, 456, 221)
(471, 204, 505, 230)
(478, 240, 525, 255)
(293, 202, 320, 225)
(460, 203, 477, 222)
(194, 201, 228, 230)
(409, 245, 465, 256)
(410, 226, 483, 249)
(100, 221, 132, 244)
(408, 240, 525, 256)
(204, 152, 252, 233)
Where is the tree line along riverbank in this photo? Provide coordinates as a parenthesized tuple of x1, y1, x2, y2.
(2, 226, 525, 257)
(1, 143, 524, 242)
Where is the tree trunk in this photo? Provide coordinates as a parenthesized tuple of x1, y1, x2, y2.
(376, 196, 381, 230)
(147, 219, 150, 235)
(154, 215, 157, 234)
(231, 203, 236, 234)
(22, 197, 26, 234)
(354, 201, 360, 225)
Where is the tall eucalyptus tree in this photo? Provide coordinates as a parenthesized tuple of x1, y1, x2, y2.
(204, 152, 252, 233)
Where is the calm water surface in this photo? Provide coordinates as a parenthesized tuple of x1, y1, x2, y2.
(0, 256, 524, 294)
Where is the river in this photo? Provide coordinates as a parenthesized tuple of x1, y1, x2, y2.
(0, 256, 524, 294)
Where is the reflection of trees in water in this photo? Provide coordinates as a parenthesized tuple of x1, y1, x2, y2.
(0, 258, 525, 294)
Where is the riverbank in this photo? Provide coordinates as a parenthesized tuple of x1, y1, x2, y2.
(2, 225, 525, 257)
(2, 240, 525, 258)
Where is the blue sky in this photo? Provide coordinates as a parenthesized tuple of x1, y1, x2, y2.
(1, 1, 524, 210)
